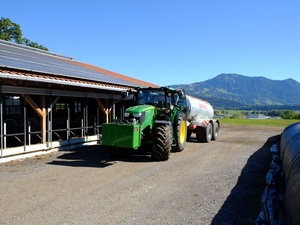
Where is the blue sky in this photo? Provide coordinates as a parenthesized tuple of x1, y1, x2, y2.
(2, 0, 300, 86)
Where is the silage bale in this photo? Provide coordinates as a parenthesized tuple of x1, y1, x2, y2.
(280, 122, 300, 225)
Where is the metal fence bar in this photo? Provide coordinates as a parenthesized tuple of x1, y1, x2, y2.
(81, 119, 84, 137)
(4, 122, 6, 149)
(28, 121, 31, 145)
(0, 98, 3, 157)
(23, 103, 26, 151)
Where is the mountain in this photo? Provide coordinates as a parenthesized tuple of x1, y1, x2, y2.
(170, 73, 300, 109)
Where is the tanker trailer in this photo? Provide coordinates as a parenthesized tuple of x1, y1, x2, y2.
(185, 95, 220, 142)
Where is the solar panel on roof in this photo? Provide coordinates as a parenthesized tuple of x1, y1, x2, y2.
(0, 40, 140, 87)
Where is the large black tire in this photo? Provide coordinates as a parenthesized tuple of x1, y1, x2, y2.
(212, 121, 219, 141)
(172, 114, 187, 152)
(152, 124, 172, 161)
(196, 123, 212, 142)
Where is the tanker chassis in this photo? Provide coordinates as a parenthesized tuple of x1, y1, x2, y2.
(101, 87, 220, 161)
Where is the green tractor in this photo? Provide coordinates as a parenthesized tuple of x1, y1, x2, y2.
(102, 87, 188, 161)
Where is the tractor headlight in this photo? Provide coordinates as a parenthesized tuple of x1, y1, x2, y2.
(124, 112, 130, 117)
(133, 113, 142, 117)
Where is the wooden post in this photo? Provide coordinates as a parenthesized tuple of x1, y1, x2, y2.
(22, 94, 46, 144)
(40, 96, 46, 143)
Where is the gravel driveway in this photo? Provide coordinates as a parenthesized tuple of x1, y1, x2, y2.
(0, 124, 283, 225)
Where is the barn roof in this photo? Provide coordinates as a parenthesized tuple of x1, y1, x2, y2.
(0, 40, 158, 91)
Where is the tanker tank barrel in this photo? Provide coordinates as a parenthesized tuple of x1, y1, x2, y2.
(186, 95, 214, 123)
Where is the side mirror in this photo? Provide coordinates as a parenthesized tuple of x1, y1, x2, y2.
(178, 89, 186, 99)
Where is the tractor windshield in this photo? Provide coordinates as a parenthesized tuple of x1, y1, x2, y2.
(135, 87, 186, 109)
(137, 89, 166, 106)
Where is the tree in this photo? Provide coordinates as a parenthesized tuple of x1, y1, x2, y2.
(280, 110, 299, 119)
(0, 17, 22, 44)
(0, 17, 48, 51)
(22, 38, 48, 51)
(232, 111, 245, 119)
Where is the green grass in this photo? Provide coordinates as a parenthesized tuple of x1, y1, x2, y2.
(218, 118, 300, 128)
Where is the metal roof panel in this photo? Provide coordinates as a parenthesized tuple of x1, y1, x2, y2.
(0, 40, 157, 88)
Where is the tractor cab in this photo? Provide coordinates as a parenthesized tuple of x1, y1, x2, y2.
(134, 87, 186, 114)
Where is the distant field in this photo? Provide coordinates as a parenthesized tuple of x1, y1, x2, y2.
(218, 118, 299, 128)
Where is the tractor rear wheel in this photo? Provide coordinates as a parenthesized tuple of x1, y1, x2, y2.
(173, 115, 187, 152)
(152, 124, 172, 161)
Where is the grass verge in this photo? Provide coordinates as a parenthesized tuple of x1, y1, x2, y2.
(218, 118, 299, 128)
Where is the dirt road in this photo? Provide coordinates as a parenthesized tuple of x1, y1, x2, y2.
(0, 124, 283, 225)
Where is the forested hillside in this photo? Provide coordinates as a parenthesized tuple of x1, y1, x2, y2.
(171, 73, 300, 109)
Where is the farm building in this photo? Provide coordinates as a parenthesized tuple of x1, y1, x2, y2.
(0, 40, 157, 161)
(245, 114, 270, 119)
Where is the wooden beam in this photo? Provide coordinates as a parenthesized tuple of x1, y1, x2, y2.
(95, 98, 109, 123)
(22, 94, 45, 118)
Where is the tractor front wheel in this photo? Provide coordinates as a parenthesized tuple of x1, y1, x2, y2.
(152, 124, 172, 161)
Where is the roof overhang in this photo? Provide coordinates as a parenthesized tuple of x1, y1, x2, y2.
(0, 68, 133, 93)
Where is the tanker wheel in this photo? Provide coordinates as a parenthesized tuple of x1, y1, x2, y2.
(186, 130, 192, 141)
(212, 122, 219, 141)
(152, 124, 172, 161)
(172, 115, 187, 152)
(196, 123, 212, 142)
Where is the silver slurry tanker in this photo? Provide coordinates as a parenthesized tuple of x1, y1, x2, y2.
(185, 95, 220, 142)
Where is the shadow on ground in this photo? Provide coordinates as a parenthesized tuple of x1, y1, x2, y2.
(47, 145, 154, 168)
(210, 134, 281, 225)
(47, 134, 281, 224)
